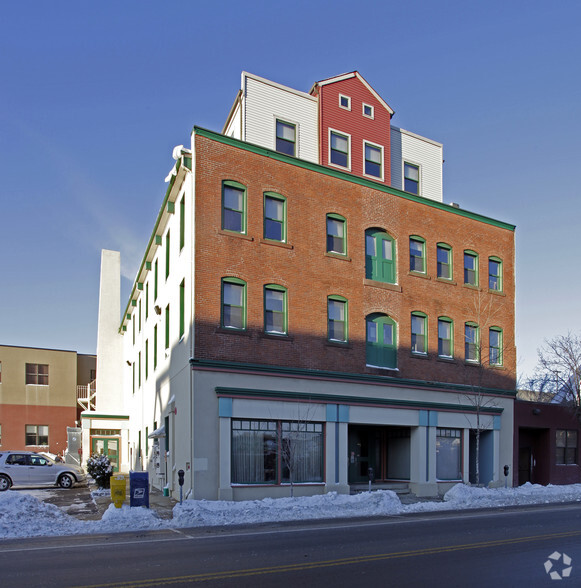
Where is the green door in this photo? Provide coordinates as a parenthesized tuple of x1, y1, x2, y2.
(92, 438, 120, 473)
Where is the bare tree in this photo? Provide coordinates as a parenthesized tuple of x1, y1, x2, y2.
(529, 332, 581, 417)
(461, 289, 511, 486)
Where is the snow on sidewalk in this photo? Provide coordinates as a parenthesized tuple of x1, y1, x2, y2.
(1, 482, 580, 539)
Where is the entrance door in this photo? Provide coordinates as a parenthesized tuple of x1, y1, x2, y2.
(92, 438, 120, 472)
(519, 447, 531, 485)
(348, 427, 379, 483)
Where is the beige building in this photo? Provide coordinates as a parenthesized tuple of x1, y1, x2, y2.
(0, 345, 95, 456)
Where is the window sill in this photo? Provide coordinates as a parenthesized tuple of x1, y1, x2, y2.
(363, 279, 402, 293)
(326, 340, 352, 349)
(489, 363, 505, 370)
(216, 327, 252, 337)
(260, 239, 293, 250)
(325, 252, 351, 262)
(437, 356, 456, 364)
(464, 360, 481, 367)
(218, 229, 254, 241)
(327, 162, 351, 173)
(411, 352, 429, 360)
(366, 364, 399, 372)
(408, 271, 431, 280)
(436, 277, 457, 285)
(488, 289, 505, 296)
(462, 283, 479, 291)
(259, 332, 293, 342)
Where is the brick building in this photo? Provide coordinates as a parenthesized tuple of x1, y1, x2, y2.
(0, 345, 95, 456)
(115, 72, 516, 500)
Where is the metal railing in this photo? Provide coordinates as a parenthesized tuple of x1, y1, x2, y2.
(77, 380, 97, 411)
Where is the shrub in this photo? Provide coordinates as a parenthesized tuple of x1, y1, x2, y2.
(86, 454, 113, 489)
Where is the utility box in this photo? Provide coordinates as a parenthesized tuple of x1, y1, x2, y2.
(130, 471, 149, 508)
(110, 475, 126, 509)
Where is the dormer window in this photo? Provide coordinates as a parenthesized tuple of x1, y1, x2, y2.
(363, 103, 374, 119)
(339, 94, 351, 110)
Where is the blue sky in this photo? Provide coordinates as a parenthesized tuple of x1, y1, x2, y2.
(1, 1, 579, 381)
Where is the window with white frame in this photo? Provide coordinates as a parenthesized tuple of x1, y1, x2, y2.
(329, 131, 350, 168)
(275, 120, 296, 156)
(362, 103, 374, 118)
(364, 142, 382, 179)
(404, 162, 420, 194)
(339, 94, 351, 110)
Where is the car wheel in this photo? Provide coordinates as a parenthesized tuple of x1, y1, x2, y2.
(58, 474, 75, 489)
(0, 475, 11, 491)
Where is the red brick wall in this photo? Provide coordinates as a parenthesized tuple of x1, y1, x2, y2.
(193, 134, 516, 391)
(0, 404, 77, 455)
(317, 75, 391, 185)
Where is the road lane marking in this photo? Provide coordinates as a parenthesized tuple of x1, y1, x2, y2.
(78, 528, 581, 587)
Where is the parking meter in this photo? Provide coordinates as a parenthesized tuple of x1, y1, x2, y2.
(178, 469, 185, 504)
(503, 465, 509, 488)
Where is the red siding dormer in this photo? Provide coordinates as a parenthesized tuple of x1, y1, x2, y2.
(311, 72, 394, 185)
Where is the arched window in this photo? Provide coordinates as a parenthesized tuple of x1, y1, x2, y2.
(438, 317, 454, 358)
(326, 214, 347, 255)
(365, 229, 395, 283)
(464, 250, 478, 286)
(222, 181, 247, 234)
(489, 327, 503, 365)
(410, 236, 426, 273)
(488, 257, 502, 291)
(465, 322, 479, 363)
(436, 243, 452, 280)
(221, 277, 246, 330)
(366, 314, 397, 369)
(328, 296, 348, 343)
(411, 311, 428, 355)
(264, 284, 287, 335)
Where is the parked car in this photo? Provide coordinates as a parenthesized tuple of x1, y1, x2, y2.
(0, 451, 87, 491)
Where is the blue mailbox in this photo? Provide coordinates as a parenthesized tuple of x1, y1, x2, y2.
(129, 471, 150, 508)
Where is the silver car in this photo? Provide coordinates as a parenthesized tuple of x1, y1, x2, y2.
(0, 451, 87, 491)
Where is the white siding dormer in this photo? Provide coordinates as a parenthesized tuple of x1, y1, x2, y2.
(390, 127, 443, 202)
(241, 72, 318, 163)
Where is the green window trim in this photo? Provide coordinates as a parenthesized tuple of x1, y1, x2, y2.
(366, 313, 397, 369)
(165, 230, 170, 280)
(464, 250, 478, 287)
(465, 322, 479, 363)
(263, 192, 287, 243)
(489, 326, 503, 366)
(438, 317, 454, 358)
(411, 311, 428, 355)
(138, 352, 141, 388)
(437, 243, 452, 280)
(132, 362, 135, 394)
(221, 277, 247, 331)
(326, 213, 347, 255)
(153, 325, 158, 370)
(145, 283, 149, 320)
(409, 236, 426, 273)
(264, 284, 288, 335)
(154, 259, 158, 300)
(327, 295, 348, 343)
(179, 194, 185, 251)
(488, 257, 502, 291)
(145, 339, 149, 380)
(179, 280, 185, 338)
(165, 304, 170, 350)
(138, 300, 142, 332)
(222, 181, 247, 234)
(365, 229, 396, 284)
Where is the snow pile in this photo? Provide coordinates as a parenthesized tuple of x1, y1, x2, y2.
(0, 492, 87, 538)
(2, 483, 581, 540)
(172, 490, 402, 528)
(443, 482, 581, 508)
(93, 503, 166, 533)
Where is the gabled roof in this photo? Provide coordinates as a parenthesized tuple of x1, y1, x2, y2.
(310, 71, 394, 116)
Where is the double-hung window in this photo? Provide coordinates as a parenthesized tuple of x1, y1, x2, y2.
(438, 317, 453, 358)
(404, 162, 420, 194)
(489, 327, 502, 366)
(489, 257, 502, 291)
(409, 237, 426, 273)
(464, 251, 478, 286)
(411, 312, 427, 354)
(165, 230, 170, 279)
(364, 142, 382, 179)
(329, 130, 350, 168)
(222, 182, 246, 234)
(25, 425, 48, 446)
(328, 296, 348, 343)
(222, 278, 246, 330)
(275, 120, 296, 156)
(365, 229, 395, 283)
(26, 364, 48, 385)
(326, 214, 346, 255)
(264, 193, 286, 242)
(366, 314, 397, 369)
(556, 430, 578, 465)
(465, 323, 479, 362)
(264, 285, 287, 335)
(437, 244, 452, 280)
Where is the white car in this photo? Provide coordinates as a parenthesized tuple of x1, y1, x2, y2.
(0, 451, 87, 491)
